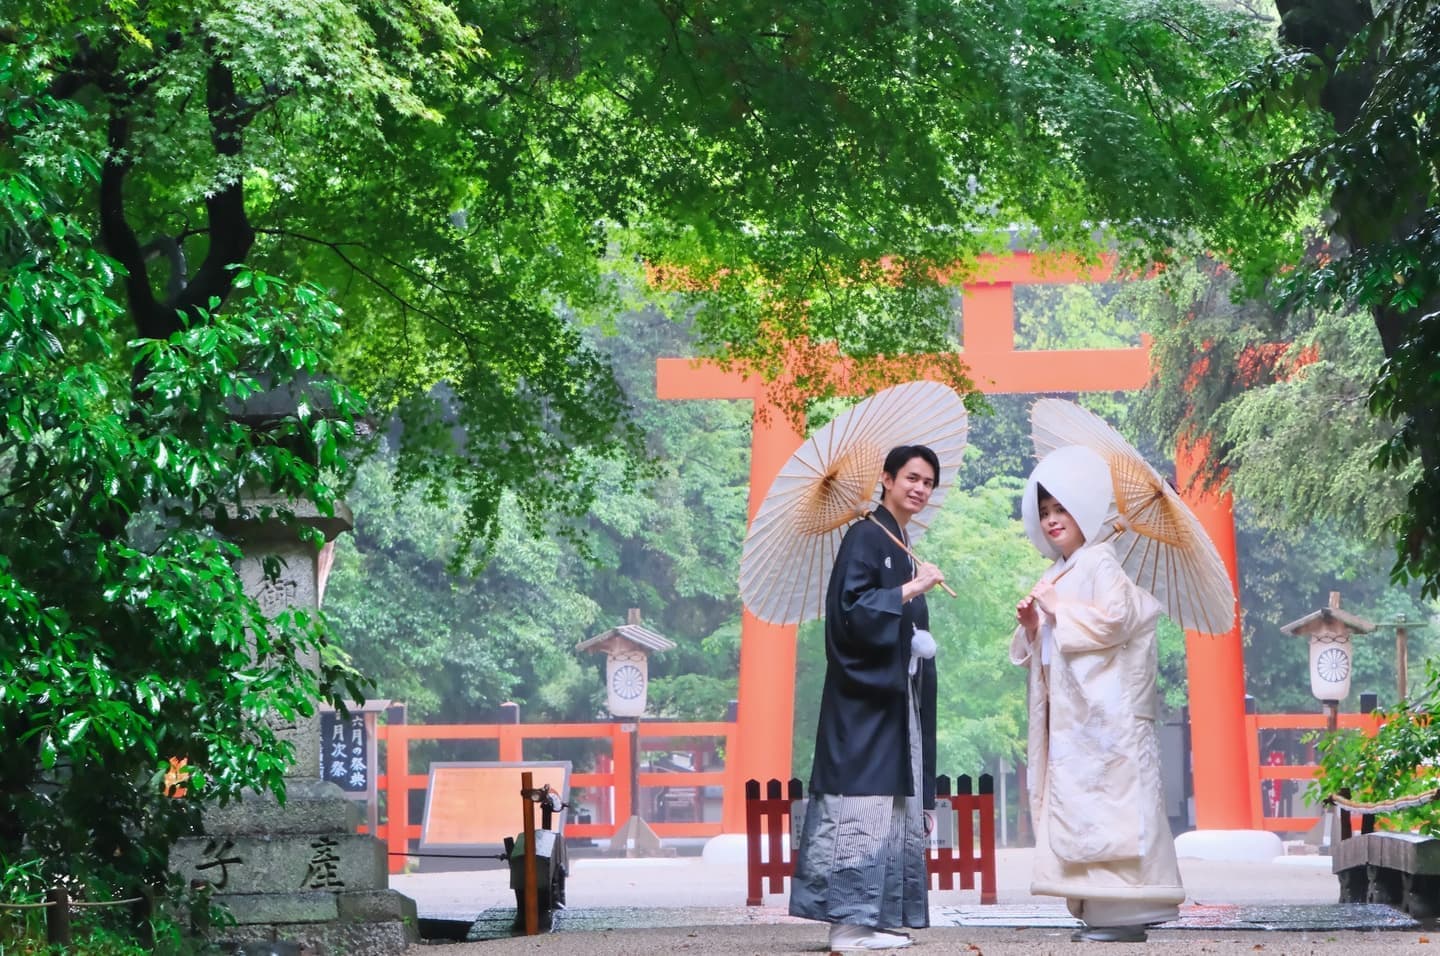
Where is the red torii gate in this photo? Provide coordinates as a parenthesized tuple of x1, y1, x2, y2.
(656, 252, 1249, 834)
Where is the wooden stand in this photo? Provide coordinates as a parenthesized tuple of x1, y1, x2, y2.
(607, 720, 674, 857)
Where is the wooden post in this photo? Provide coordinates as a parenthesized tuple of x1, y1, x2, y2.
(612, 723, 633, 824)
(1015, 762, 1032, 846)
(1397, 617, 1409, 701)
(631, 719, 642, 824)
(498, 722, 524, 763)
(363, 710, 380, 836)
(45, 886, 70, 946)
(1321, 700, 1339, 855)
(1321, 598, 1339, 855)
(384, 722, 410, 874)
(996, 756, 1008, 847)
(520, 770, 539, 936)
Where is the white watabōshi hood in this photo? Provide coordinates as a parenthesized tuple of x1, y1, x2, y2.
(1022, 445, 1116, 560)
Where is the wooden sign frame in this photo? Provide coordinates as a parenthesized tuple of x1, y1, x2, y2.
(419, 760, 572, 850)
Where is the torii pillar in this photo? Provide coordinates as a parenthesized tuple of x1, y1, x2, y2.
(657, 252, 1251, 832)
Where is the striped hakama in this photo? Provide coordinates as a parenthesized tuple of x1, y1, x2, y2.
(789, 672, 929, 929)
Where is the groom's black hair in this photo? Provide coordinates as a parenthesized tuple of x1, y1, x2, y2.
(883, 444, 940, 484)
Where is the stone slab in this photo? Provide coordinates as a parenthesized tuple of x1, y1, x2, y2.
(337, 889, 419, 923)
(202, 779, 361, 836)
(216, 918, 415, 956)
(455, 901, 1420, 942)
(219, 891, 339, 925)
(173, 832, 386, 895)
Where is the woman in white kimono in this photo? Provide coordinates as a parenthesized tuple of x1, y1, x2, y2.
(1010, 445, 1185, 943)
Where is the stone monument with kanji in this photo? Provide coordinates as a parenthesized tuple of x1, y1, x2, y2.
(169, 380, 416, 954)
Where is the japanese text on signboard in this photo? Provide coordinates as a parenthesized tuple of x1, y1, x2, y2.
(319, 711, 367, 793)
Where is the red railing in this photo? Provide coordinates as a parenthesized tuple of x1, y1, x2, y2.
(1244, 712, 1381, 832)
(368, 711, 1375, 872)
(744, 775, 997, 906)
(374, 721, 734, 873)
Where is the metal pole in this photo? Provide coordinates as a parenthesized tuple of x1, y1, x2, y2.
(521, 770, 539, 935)
(997, 756, 1008, 847)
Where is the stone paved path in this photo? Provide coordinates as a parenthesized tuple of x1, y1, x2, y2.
(391, 845, 1433, 952)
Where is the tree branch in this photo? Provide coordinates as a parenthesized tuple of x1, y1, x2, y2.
(142, 237, 189, 300)
(98, 111, 161, 333)
(252, 227, 480, 361)
(175, 45, 255, 327)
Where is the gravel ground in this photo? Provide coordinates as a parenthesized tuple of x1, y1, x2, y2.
(407, 923, 1440, 955)
(390, 845, 1435, 953)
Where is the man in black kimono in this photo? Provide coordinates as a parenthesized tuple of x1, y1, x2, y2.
(789, 444, 947, 952)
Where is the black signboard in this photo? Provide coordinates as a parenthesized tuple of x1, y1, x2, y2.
(319, 710, 368, 794)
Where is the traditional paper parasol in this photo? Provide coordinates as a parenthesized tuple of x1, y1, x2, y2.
(1030, 398, 1236, 636)
(739, 380, 968, 626)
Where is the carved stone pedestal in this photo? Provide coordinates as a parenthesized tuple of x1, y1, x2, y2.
(172, 497, 416, 955)
(172, 780, 416, 955)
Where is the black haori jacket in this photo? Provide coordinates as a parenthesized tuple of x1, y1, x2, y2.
(808, 505, 938, 809)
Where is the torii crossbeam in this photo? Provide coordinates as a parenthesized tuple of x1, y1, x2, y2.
(657, 252, 1249, 833)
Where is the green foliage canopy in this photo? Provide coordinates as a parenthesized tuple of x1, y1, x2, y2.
(17, 0, 1440, 919)
(1176, 0, 1440, 597)
(4, 0, 1288, 565)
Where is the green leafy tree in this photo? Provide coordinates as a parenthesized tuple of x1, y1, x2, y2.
(18, 0, 1420, 931)
(1171, 0, 1440, 597)
(1127, 261, 1436, 712)
(0, 84, 364, 926)
(1236, 506, 1434, 715)
(322, 452, 604, 724)
(323, 303, 753, 729)
(1310, 660, 1440, 835)
(1133, 262, 1411, 542)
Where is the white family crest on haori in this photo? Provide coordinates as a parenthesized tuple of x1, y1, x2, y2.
(1029, 398, 1235, 636)
(739, 380, 969, 626)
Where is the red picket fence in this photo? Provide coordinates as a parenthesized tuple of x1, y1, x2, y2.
(930, 774, 998, 899)
(744, 774, 997, 906)
(745, 778, 801, 904)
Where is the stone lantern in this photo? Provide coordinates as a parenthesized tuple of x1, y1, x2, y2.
(169, 374, 416, 954)
(1280, 591, 1376, 707)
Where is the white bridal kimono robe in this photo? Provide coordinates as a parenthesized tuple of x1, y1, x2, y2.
(1010, 446, 1185, 928)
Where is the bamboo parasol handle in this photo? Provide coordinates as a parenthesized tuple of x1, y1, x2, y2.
(865, 515, 958, 598)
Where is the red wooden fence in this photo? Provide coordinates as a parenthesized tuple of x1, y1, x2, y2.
(931, 774, 998, 900)
(1244, 712, 1380, 832)
(374, 721, 733, 873)
(744, 774, 998, 906)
